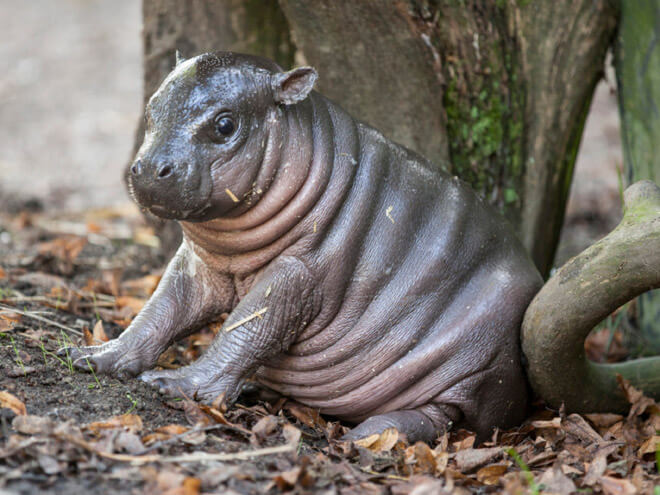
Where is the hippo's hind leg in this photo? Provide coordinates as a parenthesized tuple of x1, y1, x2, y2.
(343, 404, 460, 444)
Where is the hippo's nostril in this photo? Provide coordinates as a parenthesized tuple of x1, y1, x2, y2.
(157, 165, 173, 179)
(131, 160, 142, 175)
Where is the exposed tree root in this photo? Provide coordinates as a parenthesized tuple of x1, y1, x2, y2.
(523, 180, 660, 412)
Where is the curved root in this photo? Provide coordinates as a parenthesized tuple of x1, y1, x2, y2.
(522, 180, 660, 413)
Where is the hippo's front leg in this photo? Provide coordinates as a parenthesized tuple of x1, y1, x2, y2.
(140, 256, 317, 404)
(61, 242, 233, 377)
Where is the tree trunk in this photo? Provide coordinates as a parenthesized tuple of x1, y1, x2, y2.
(279, 0, 618, 275)
(616, 0, 660, 353)
(135, 0, 617, 274)
(134, 0, 295, 255)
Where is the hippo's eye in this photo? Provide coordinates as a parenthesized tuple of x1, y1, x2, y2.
(213, 115, 235, 138)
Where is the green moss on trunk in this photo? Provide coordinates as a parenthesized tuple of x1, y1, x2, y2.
(420, 0, 616, 275)
(441, 36, 526, 224)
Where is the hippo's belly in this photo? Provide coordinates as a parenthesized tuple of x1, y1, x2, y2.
(255, 194, 526, 422)
(256, 262, 522, 421)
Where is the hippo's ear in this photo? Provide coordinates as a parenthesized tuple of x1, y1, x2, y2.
(175, 50, 186, 66)
(271, 67, 318, 105)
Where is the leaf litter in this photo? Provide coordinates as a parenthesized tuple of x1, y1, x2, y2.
(1, 208, 660, 493)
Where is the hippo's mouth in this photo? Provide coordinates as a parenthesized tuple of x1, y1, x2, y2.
(147, 202, 212, 221)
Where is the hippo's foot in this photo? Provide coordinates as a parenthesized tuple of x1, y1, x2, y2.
(58, 340, 149, 378)
(139, 361, 238, 404)
(343, 406, 456, 444)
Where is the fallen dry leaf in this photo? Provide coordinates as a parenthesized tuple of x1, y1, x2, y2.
(617, 375, 660, 418)
(354, 427, 400, 453)
(142, 424, 190, 445)
(92, 319, 109, 343)
(12, 415, 54, 434)
(252, 415, 279, 440)
(476, 463, 508, 485)
(86, 221, 102, 234)
(183, 401, 213, 427)
(0, 311, 21, 332)
(180, 477, 202, 495)
(453, 447, 503, 472)
(272, 460, 314, 491)
(19, 272, 69, 291)
(538, 464, 577, 494)
(148, 470, 201, 495)
(114, 430, 146, 454)
(0, 311, 22, 325)
(181, 430, 207, 446)
(158, 424, 189, 435)
(115, 296, 146, 315)
(85, 414, 143, 434)
(563, 413, 603, 445)
(0, 390, 27, 416)
(452, 431, 476, 451)
(120, 274, 161, 297)
(600, 475, 637, 495)
(36, 236, 88, 274)
(584, 413, 624, 430)
(198, 404, 231, 425)
(637, 435, 660, 457)
(434, 450, 449, 475)
(286, 402, 327, 429)
(210, 392, 227, 412)
(404, 441, 437, 475)
(584, 451, 608, 486)
(283, 424, 302, 447)
(82, 326, 95, 346)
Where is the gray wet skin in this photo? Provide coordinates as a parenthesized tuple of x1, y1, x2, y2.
(63, 52, 542, 443)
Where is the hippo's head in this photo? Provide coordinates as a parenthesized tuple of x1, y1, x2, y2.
(127, 52, 317, 221)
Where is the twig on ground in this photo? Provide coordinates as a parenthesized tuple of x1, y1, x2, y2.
(0, 303, 83, 337)
(1, 296, 115, 309)
(56, 432, 292, 465)
(135, 422, 252, 455)
(153, 444, 294, 464)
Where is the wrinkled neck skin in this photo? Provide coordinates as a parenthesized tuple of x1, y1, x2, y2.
(181, 95, 342, 275)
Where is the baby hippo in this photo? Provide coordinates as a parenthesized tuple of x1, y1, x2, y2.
(65, 52, 542, 442)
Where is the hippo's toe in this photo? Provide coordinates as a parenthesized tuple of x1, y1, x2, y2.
(58, 341, 145, 378)
(139, 364, 235, 404)
(139, 369, 197, 398)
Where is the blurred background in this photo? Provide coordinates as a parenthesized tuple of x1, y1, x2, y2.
(0, 0, 621, 264)
(0, 0, 141, 211)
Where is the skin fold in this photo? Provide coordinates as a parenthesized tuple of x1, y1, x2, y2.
(62, 52, 542, 443)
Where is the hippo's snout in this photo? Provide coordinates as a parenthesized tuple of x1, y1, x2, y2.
(128, 156, 212, 220)
(129, 157, 183, 205)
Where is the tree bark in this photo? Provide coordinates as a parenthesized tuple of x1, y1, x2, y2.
(278, 0, 451, 170)
(616, 0, 660, 352)
(134, 0, 295, 254)
(142, 0, 294, 108)
(279, 0, 618, 276)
